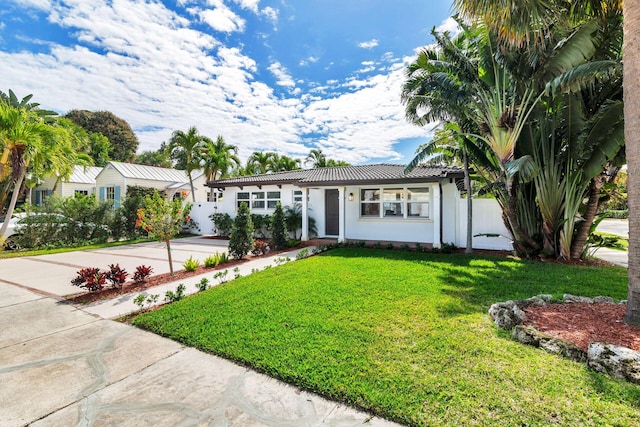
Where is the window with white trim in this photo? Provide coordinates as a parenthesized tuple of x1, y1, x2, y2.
(75, 190, 89, 197)
(360, 186, 430, 219)
(293, 190, 303, 203)
(237, 191, 281, 210)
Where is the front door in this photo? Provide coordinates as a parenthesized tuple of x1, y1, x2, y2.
(325, 189, 339, 236)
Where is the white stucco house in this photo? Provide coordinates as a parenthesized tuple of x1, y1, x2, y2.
(32, 162, 208, 207)
(201, 164, 513, 250)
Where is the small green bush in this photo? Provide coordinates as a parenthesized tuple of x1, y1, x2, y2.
(204, 254, 219, 268)
(195, 278, 210, 291)
(183, 256, 200, 272)
(165, 283, 186, 302)
(385, 243, 394, 250)
(295, 248, 309, 260)
(210, 212, 233, 237)
(228, 203, 254, 259)
(270, 202, 288, 250)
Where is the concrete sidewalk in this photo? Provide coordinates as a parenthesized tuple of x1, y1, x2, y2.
(0, 241, 400, 426)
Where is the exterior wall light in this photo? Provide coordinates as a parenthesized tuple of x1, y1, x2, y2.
(348, 192, 354, 201)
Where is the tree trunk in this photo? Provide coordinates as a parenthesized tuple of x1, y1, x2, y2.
(463, 148, 473, 254)
(0, 170, 25, 237)
(505, 178, 540, 256)
(166, 238, 174, 275)
(570, 176, 603, 259)
(188, 172, 196, 202)
(625, 1, 640, 326)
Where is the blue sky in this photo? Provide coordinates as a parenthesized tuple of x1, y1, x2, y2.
(1, 0, 456, 165)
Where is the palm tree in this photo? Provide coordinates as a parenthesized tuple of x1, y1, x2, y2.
(305, 149, 327, 168)
(624, 2, 640, 325)
(168, 126, 208, 202)
(270, 154, 301, 172)
(200, 135, 240, 181)
(246, 151, 274, 175)
(0, 105, 73, 237)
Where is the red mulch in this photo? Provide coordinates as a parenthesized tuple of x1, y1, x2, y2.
(524, 303, 640, 352)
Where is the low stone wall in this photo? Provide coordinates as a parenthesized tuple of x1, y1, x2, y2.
(489, 294, 640, 384)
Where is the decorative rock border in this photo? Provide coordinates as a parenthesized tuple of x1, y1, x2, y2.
(489, 294, 640, 384)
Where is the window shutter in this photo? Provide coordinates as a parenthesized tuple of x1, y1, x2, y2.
(114, 186, 121, 208)
(47, 190, 52, 196)
(35, 191, 41, 205)
(99, 187, 105, 201)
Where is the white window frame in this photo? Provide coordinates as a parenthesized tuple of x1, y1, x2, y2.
(75, 190, 89, 197)
(359, 186, 431, 219)
(237, 190, 281, 211)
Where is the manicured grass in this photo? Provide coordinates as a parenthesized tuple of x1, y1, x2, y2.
(133, 248, 639, 426)
(0, 238, 153, 259)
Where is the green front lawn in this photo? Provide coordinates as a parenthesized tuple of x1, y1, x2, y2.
(133, 248, 639, 426)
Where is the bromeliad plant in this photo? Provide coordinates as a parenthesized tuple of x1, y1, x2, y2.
(136, 191, 192, 275)
(183, 256, 200, 272)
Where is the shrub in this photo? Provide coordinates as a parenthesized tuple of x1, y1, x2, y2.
(229, 203, 254, 259)
(133, 265, 153, 283)
(357, 241, 366, 248)
(284, 203, 318, 239)
(385, 243, 394, 250)
(400, 243, 411, 251)
(270, 202, 288, 250)
(440, 242, 457, 254)
(415, 242, 423, 252)
(204, 254, 219, 268)
(165, 283, 186, 302)
(251, 214, 271, 239)
(183, 256, 200, 272)
(372, 242, 383, 249)
(133, 293, 159, 311)
(252, 240, 270, 256)
(195, 278, 210, 292)
(295, 248, 309, 260)
(214, 269, 229, 284)
(71, 267, 107, 292)
(288, 239, 301, 248)
(106, 263, 128, 289)
(210, 212, 233, 237)
(233, 266, 241, 279)
(218, 252, 229, 264)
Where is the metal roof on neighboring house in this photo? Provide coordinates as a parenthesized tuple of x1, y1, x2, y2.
(207, 164, 464, 188)
(106, 161, 203, 184)
(67, 166, 103, 184)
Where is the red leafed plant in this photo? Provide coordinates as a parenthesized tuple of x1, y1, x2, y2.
(133, 265, 153, 283)
(251, 240, 270, 256)
(71, 267, 107, 293)
(107, 263, 129, 290)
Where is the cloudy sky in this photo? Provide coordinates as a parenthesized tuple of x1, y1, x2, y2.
(1, 0, 455, 165)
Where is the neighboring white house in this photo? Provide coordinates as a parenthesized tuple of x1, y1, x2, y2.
(32, 162, 208, 207)
(201, 164, 513, 250)
(95, 162, 208, 207)
(31, 165, 102, 205)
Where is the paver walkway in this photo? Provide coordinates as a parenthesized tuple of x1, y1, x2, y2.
(0, 240, 400, 427)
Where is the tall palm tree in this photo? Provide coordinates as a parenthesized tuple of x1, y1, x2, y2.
(270, 154, 301, 172)
(305, 149, 327, 168)
(624, 2, 640, 325)
(246, 151, 275, 175)
(200, 135, 240, 182)
(0, 105, 72, 237)
(168, 126, 208, 202)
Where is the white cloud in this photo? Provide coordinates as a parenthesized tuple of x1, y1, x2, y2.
(261, 6, 278, 25)
(233, 0, 259, 13)
(195, 1, 246, 33)
(268, 61, 295, 87)
(299, 55, 319, 66)
(358, 39, 378, 49)
(1, 0, 432, 165)
(8, 0, 50, 10)
(435, 17, 461, 36)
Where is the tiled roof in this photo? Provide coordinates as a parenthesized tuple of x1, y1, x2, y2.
(107, 161, 202, 184)
(68, 166, 103, 184)
(208, 164, 464, 188)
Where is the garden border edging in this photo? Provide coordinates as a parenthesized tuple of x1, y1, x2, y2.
(489, 294, 640, 384)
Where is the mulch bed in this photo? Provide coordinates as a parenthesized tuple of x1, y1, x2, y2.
(524, 303, 640, 352)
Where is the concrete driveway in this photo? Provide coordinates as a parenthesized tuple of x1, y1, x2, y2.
(0, 240, 399, 426)
(0, 236, 230, 298)
(597, 218, 629, 238)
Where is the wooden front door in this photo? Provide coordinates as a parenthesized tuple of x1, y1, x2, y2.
(325, 189, 339, 236)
